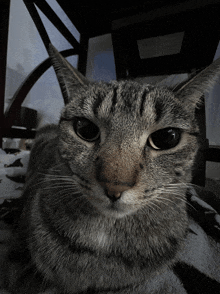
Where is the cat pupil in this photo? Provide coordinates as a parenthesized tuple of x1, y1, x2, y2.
(74, 118, 100, 142)
(148, 128, 181, 150)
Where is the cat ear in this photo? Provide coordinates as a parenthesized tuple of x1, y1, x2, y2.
(174, 58, 220, 108)
(48, 44, 89, 104)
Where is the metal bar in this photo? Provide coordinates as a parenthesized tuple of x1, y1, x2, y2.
(206, 145, 220, 162)
(23, 0, 51, 51)
(77, 33, 89, 76)
(34, 0, 80, 50)
(0, 0, 10, 148)
(4, 49, 77, 130)
(2, 128, 36, 139)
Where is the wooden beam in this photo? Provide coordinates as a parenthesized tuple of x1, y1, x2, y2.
(112, 0, 220, 30)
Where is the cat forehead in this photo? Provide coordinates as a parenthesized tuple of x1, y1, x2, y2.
(86, 80, 171, 102)
(65, 80, 184, 122)
(68, 81, 177, 110)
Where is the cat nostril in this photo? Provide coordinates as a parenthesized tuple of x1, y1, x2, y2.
(107, 190, 121, 198)
(100, 182, 131, 202)
(105, 189, 122, 202)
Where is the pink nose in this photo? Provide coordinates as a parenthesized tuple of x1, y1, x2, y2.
(99, 182, 132, 201)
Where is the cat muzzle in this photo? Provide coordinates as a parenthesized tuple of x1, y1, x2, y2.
(106, 190, 121, 201)
(100, 182, 132, 202)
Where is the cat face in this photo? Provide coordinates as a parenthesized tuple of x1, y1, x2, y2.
(49, 44, 220, 219)
(57, 81, 197, 218)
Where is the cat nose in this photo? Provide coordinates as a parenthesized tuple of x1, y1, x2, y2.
(100, 182, 132, 202)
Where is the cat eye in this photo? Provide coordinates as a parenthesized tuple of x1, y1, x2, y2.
(74, 118, 100, 142)
(148, 128, 181, 150)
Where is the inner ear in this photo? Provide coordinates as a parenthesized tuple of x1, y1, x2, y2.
(48, 44, 89, 104)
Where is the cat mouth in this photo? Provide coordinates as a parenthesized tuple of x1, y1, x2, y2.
(90, 194, 132, 217)
(108, 202, 120, 210)
(89, 187, 137, 217)
(103, 198, 137, 218)
(104, 204, 130, 218)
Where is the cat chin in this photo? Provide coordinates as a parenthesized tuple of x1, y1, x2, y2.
(101, 206, 134, 218)
(89, 197, 137, 218)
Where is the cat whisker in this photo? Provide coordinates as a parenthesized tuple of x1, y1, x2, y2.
(166, 182, 201, 191)
(154, 187, 185, 197)
(154, 192, 197, 211)
(149, 191, 192, 211)
(66, 194, 91, 210)
(40, 183, 77, 190)
(32, 177, 77, 188)
(46, 191, 80, 199)
(154, 194, 184, 204)
(50, 186, 81, 195)
(140, 204, 161, 219)
(158, 186, 196, 199)
(46, 175, 74, 180)
(36, 171, 73, 178)
(146, 200, 161, 211)
(45, 162, 67, 172)
(57, 191, 82, 199)
(38, 175, 76, 181)
(156, 188, 186, 197)
(151, 196, 178, 208)
(52, 193, 85, 206)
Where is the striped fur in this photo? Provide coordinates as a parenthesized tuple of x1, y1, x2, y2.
(4, 45, 220, 294)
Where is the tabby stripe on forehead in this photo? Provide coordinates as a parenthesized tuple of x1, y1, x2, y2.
(110, 87, 118, 113)
(92, 94, 104, 116)
(139, 89, 147, 116)
(155, 100, 164, 122)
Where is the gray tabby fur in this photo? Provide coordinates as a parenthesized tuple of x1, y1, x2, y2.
(4, 44, 220, 294)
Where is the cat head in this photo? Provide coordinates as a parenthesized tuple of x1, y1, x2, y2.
(49, 44, 220, 218)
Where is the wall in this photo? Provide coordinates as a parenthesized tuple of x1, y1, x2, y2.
(205, 41, 220, 146)
(86, 34, 116, 81)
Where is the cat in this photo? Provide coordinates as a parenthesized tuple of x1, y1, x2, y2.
(3, 44, 220, 294)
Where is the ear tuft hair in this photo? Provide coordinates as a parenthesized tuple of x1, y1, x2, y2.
(174, 58, 220, 108)
(48, 44, 89, 104)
